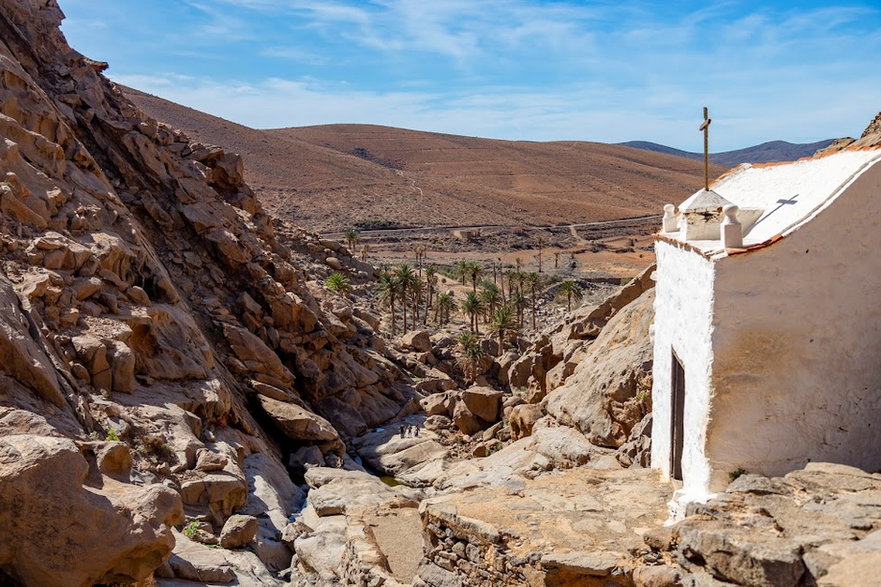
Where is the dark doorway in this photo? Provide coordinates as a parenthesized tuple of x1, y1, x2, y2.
(671, 350, 686, 480)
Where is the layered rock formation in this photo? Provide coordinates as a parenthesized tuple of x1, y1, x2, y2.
(0, 1, 417, 582)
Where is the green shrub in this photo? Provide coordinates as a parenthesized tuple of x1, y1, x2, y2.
(183, 520, 200, 538)
(325, 272, 353, 294)
(729, 467, 748, 482)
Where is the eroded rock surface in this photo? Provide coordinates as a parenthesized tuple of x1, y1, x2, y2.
(0, 1, 420, 582)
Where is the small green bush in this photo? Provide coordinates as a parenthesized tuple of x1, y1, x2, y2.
(104, 429, 120, 442)
(183, 520, 200, 538)
(729, 467, 748, 482)
(325, 272, 352, 294)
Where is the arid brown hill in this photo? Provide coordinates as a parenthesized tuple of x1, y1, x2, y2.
(124, 88, 725, 233)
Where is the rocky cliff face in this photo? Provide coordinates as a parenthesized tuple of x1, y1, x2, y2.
(0, 1, 417, 583)
(814, 111, 881, 156)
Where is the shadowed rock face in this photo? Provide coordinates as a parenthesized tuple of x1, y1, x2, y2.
(0, 0, 417, 582)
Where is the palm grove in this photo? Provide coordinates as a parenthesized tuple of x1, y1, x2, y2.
(324, 235, 585, 379)
(372, 261, 581, 345)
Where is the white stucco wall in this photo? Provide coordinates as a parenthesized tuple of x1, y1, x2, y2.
(651, 240, 716, 502)
(705, 160, 881, 488)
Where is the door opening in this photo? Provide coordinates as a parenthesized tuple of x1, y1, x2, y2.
(671, 350, 686, 481)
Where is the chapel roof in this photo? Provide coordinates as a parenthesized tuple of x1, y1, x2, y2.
(659, 148, 881, 258)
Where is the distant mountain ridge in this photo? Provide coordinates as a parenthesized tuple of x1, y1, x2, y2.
(619, 139, 835, 167)
(122, 86, 724, 232)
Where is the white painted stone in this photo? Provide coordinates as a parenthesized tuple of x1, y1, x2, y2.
(653, 149, 881, 513)
(720, 205, 742, 248)
(680, 189, 733, 241)
(662, 204, 678, 233)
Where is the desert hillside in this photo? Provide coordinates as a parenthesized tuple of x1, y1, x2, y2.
(125, 89, 725, 232)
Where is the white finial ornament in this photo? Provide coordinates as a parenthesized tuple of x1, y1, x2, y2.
(663, 204, 678, 232)
(721, 204, 742, 248)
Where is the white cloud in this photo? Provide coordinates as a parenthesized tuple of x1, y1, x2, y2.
(111, 69, 881, 151)
(68, 0, 881, 150)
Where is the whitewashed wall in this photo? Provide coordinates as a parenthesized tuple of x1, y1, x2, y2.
(707, 161, 881, 486)
(651, 240, 716, 503)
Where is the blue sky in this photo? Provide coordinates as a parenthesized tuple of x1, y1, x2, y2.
(59, 0, 881, 151)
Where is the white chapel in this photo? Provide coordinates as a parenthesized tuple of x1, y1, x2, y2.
(651, 147, 881, 506)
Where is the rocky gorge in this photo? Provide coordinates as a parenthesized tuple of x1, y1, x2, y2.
(3, 2, 881, 586)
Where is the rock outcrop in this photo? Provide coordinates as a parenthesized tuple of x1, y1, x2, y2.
(815, 111, 881, 156)
(417, 462, 881, 587)
(546, 288, 653, 448)
(0, 435, 183, 587)
(0, 1, 420, 582)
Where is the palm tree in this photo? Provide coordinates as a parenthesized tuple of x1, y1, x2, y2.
(466, 261, 483, 292)
(412, 244, 427, 277)
(454, 260, 469, 286)
(524, 272, 541, 329)
(394, 264, 417, 332)
(425, 265, 438, 312)
(504, 269, 519, 299)
(435, 292, 456, 325)
(325, 272, 352, 296)
(557, 280, 583, 312)
(376, 272, 399, 335)
(456, 331, 485, 384)
(410, 275, 425, 325)
(461, 291, 484, 334)
(345, 230, 359, 253)
(535, 235, 545, 272)
(478, 282, 502, 324)
(489, 304, 518, 356)
(509, 290, 527, 327)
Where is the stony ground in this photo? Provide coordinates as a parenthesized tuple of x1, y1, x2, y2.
(419, 467, 670, 586)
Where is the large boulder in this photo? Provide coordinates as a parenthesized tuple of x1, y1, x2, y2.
(258, 395, 339, 442)
(453, 401, 486, 436)
(222, 324, 294, 386)
(219, 515, 258, 549)
(508, 403, 543, 439)
(304, 468, 416, 516)
(461, 386, 503, 423)
(0, 435, 183, 587)
(178, 472, 248, 518)
(0, 279, 65, 406)
(400, 330, 432, 353)
(354, 419, 449, 484)
(546, 289, 654, 448)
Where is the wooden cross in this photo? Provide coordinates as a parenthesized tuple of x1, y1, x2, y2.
(699, 106, 712, 191)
